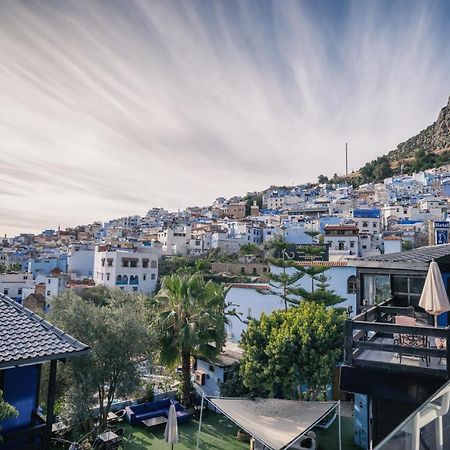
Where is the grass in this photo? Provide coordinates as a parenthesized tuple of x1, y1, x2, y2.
(121, 412, 247, 449)
(315, 416, 360, 450)
(55, 413, 359, 450)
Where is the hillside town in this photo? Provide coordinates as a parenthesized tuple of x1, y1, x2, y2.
(2, 2, 450, 450)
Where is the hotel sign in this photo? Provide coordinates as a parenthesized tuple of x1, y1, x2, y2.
(434, 221, 449, 245)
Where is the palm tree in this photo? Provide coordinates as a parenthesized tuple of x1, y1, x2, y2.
(152, 274, 228, 406)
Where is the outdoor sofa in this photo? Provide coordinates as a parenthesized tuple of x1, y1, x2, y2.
(125, 397, 191, 426)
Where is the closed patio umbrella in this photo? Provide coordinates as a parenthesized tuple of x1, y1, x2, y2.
(419, 261, 450, 325)
(164, 403, 179, 449)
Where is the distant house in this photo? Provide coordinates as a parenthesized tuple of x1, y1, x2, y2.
(0, 294, 89, 449)
(194, 342, 243, 397)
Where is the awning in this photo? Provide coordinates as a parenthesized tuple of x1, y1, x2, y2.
(208, 397, 338, 450)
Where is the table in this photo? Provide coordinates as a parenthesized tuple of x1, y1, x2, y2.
(98, 431, 120, 443)
(141, 416, 168, 428)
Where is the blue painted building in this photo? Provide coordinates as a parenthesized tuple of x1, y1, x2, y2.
(0, 294, 89, 449)
(27, 255, 68, 278)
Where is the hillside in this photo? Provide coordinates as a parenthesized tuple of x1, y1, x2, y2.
(338, 94, 450, 186)
(388, 95, 450, 161)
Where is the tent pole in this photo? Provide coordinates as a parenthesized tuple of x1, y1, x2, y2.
(338, 401, 342, 450)
(196, 395, 205, 450)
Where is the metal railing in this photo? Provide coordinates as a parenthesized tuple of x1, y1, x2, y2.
(344, 299, 450, 378)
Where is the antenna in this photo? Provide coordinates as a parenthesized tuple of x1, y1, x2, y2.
(345, 142, 348, 176)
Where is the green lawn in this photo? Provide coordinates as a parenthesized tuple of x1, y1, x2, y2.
(121, 413, 248, 449)
(315, 416, 360, 450)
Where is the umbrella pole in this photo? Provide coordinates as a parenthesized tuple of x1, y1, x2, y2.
(338, 401, 342, 450)
(196, 395, 205, 450)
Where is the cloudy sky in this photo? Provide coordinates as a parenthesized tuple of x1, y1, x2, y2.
(1, 0, 450, 235)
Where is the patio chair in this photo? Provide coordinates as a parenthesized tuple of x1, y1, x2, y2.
(394, 315, 429, 367)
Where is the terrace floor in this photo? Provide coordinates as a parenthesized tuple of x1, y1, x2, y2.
(355, 336, 447, 371)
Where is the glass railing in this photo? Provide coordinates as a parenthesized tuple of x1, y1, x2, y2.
(375, 379, 450, 450)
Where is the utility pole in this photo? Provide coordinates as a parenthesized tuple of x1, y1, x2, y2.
(345, 142, 348, 176)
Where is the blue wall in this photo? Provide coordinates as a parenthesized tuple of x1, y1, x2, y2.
(28, 255, 67, 277)
(1, 365, 40, 433)
(354, 394, 369, 449)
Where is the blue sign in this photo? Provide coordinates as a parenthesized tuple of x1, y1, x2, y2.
(436, 230, 448, 245)
(435, 221, 450, 229)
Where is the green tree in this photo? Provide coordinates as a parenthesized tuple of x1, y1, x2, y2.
(240, 243, 263, 258)
(151, 274, 228, 406)
(49, 288, 152, 431)
(317, 175, 329, 184)
(0, 390, 17, 421)
(264, 235, 304, 310)
(240, 303, 345, 400)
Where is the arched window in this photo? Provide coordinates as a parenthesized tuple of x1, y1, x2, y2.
(347, 275, 357, 294)
(134, 275, 139, 284)
(241, 267, 245, 275)
(116, 275, 122, 285)
(122, 275, 128, 284)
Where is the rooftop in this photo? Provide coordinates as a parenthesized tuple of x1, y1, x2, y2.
(0, 294, 89, 369)
(351, 243, 450, 270)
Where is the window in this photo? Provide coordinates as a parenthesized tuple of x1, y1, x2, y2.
(142, 259, 149, 268)
(151, 260, 157, 269)
(130, 260, 137, 268)
(107, 259, 113, 267)
(252, 267, 257, 275)
(362, 222, 368, 228)
(133, 286, 138, 292)
(373, 223, 377, 228)
(122, 275, 128, 284)
(116, 275, 122, 284)
(47, 291, 51, 296)
(209, 364, 215, 372)
(338, 242, 345, 250)
(350, 242, 355, 248)
(48, 279, 51, 284)
(101, 258, 105, 267)
(143, 274, 147, 281)
(347, 276, 357, 294)
(362, 245, 367, 249)
(151, 273, 155, 280)
(106, 273, 110, 281)
(3, 289, 8, 295)
(18, 288, 22, 295)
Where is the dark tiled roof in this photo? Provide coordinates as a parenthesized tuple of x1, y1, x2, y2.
(351, 244, 450, 270)
(0, 294, 89, 369)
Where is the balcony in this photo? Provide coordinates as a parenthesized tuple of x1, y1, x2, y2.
(343, 298, 450, 378)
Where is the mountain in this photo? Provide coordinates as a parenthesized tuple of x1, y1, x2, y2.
(342, 95, 450, 185)
(388, 95, 450, 162)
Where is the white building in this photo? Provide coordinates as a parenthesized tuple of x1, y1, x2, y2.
(0, 272, 34, 302)
(158, 225, 192, 256)
(35, 272, 68, 300)
(194, 342, 243, 397)
(93, 244, 161, 293)
(323, 224, 359, 256)
(68, 244, 95, 278)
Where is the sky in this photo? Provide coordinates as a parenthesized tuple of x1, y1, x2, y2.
(1, 0, 450, 236)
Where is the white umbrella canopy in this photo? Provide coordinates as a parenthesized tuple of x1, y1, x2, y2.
(164, 403, 179, 448)
(419, 261, 450, 323)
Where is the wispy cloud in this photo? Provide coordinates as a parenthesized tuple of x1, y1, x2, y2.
(0, 0, 449, 235)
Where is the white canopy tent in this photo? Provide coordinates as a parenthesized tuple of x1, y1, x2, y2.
(195, 397, 341, 450)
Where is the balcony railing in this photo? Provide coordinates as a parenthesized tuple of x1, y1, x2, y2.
(344, 298, 450, 378)
(375, 379, 450, 450)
